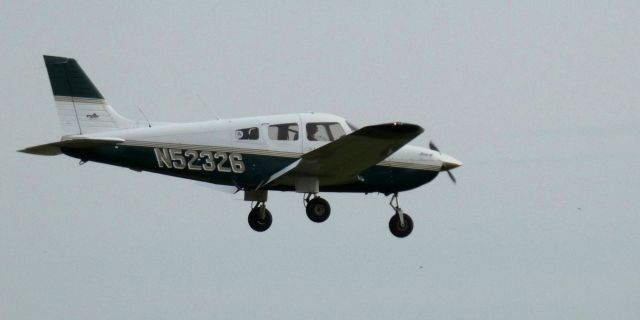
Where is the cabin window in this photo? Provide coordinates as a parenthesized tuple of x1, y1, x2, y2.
(268, 123, 299, 141)
(235, 127, 259, 140)
(306, 122, 346, 141)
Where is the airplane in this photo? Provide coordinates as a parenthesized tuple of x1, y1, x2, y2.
(20, 55, 462, 238)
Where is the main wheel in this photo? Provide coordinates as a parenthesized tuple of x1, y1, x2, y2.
(389, 213, 413, 238)
(306, 197, 331, 223)
(248, 207, 272, 232)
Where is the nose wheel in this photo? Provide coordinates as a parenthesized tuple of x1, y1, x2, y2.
(388, 193, 413, 238)
(248, 202, 272, 232)
(304, 194, 331, 223)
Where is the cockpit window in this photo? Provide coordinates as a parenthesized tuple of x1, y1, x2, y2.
(268, 123, 299, 141)
(306, 122, 346, 141)
(235, 127, 259, 140)
(347, 121, 359, 132)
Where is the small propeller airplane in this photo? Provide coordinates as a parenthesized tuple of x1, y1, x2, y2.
(20, 55, 462, 238)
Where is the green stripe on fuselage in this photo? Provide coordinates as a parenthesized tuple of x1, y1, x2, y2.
(61, 144, 438, 193)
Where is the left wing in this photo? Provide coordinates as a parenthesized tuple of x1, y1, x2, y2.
(259, 122, 423, 188)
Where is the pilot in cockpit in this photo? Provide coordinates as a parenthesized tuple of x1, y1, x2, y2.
(307, 124, 329, 141)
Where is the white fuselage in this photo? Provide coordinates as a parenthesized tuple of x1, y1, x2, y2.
(78, 112, 446, 174)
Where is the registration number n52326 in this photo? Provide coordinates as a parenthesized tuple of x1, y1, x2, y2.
(153, 148, 245, 173)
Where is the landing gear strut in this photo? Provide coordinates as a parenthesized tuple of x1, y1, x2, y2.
(248, 201, 272, 232)
(388, 193, 413, 238)
(304, 193, 331, 223)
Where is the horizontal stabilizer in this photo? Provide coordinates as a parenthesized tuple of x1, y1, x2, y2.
(18, 137, 125, 156)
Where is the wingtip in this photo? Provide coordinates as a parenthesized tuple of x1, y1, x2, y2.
(354, 122, 424, 139)
(391, 122, 424, 134)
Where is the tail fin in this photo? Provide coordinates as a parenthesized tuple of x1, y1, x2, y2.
(43, 55, 135, 135)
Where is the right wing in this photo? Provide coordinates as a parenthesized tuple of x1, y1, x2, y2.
(259, 123, 424, 188)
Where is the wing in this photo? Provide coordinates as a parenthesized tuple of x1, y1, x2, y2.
(259, 122, 423, 188)
(18, 137, 125, 156)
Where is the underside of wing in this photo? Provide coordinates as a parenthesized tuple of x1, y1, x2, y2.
(261, 123, 424, 188)
(18, 137, 125, 156)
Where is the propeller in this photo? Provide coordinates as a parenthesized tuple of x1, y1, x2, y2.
(429, 141, 461, 184)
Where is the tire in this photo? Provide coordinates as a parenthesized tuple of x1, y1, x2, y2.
(248, 207, 272, 232)
(389, 213, 413, 238)
(306, 197, 331, 223)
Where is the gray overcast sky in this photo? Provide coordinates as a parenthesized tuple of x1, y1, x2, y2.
(1, 1, 639, 319)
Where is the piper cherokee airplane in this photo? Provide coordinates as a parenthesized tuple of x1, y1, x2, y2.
(20, 55, 462, 238)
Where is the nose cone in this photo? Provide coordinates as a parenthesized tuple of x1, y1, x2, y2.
(440, 153, 463, 171)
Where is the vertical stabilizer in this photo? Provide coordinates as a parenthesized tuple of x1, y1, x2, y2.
(43, 55, 135, 135)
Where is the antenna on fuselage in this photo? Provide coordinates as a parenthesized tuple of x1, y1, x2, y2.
(137, 106, 152, 128)
(197, 94, 221, 120)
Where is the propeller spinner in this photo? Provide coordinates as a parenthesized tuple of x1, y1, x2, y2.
(429, 141, 462, 184)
